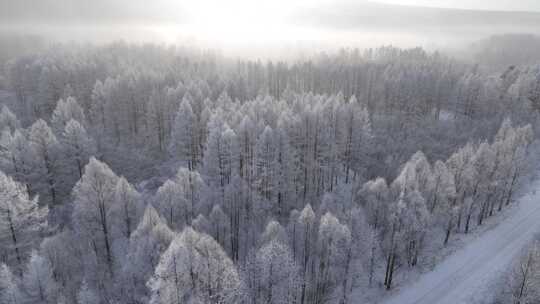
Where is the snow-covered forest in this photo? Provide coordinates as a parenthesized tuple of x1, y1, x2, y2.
(0, 41, 539, 304)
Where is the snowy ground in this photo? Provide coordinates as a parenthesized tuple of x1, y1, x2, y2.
(377, 172, 540, 304)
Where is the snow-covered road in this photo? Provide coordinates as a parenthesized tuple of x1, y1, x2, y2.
(380, 177, 540, 304)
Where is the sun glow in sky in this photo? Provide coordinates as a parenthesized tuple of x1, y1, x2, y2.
(170, 0, 540, 46)
(177, 0, 326, 46)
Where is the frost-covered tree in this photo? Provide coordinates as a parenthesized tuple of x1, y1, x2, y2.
(209, 204, 231, 252)
(383, 195, 405, 290)
(51, 97, 86, 134)
(146, 89, 169, 153)
(21, 250, 58, 304)
(29, 119, 60, 205)
(296, 204, 316, 304)
(62, 119, 96, 178)
(148, 227, 242, 304)
(359, 177, 389, 229)
(0, 170, 48, 270)
(400, 190, 430, 267)
(40, 230, 83, 302)
(174, 168, 210, 223)
(248, 239, 299, 304)
(202, 115, 239, 202)
(349, 207, 378, 287)
(109, 176, 143, 254)
(0, 264, 21, 304)
(430, 161, 457, 244)
(254, 126, 277, 203)
(121, 205, 175, 304)
(169, 97, 199, 170)
(504, 242, 540, 304)
(192, 213, 212, 235)
(0, 106, 20, 133)
(274, 125, 298, 216)
(72, 158, 119, 274)
(0, 129, 33, 191)
(340, 97, 372, 183)
(154, 178, 190, 231)
(446, 143, 476, 232)
(314, 212, 351, 304)
(90, 80, 107, 132)
(77, 280, 100, 304)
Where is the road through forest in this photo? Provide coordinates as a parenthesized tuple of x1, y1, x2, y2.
(380, 175, 540, 304)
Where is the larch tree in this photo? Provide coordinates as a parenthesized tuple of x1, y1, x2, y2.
(51, 97, 86, 134)
(40, 230, 83, 302)
(400, 190, 430, 267)
(297, 204, 317, 304)
(121, 205, 175, 304)
(349, 207, 378, 288)
(251, 239, 299, 304)
(254, 126, 277, 204)
(169, 97, 199, 170)
(21, 250, 58, 304)
(61, 119, 96, 179)
(0, 129, 34, 191)
(109, 176, 143, 261)
(383, 195, 406, 290)
(148, 227, 242, 304)
(340, 97, 372, 183)
(274, 124, 298, 217)
(471, 142, 495, 228)
(192, 213, 212, 235)
(174, 168, 210, 224)
(209, 204, 231, 253)
(0, 105, 21, 134)
(315, 212, 351, 304)
(29, 119, 60, 205)
(202, 116, 239, 203)
(0, 170, 48, 272)
(446, 143, 476, 232)
(430, 160, 457, 245)
(358, 177, 389, 230)
(77, 280, 100, 304)
(260, 220, 288, 246)
(409, 151, 434, 199)
(237, 116, 256, 188)
(506, 242, 540, 304)
(89, 80, 107, 135)
(72, 157, 120, 275)
(146, 89, 169, 153)
(0, 264, 21, 304)
(153, 179, 189, 231)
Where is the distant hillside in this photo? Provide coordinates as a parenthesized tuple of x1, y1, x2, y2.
(291, 2, 540, 30)
(471, 34, 540, 69)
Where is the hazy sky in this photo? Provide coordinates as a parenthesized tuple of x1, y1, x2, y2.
(1, 0, 539, 27)
(1, 0, 539, 58)
(375, 0, 540, 11)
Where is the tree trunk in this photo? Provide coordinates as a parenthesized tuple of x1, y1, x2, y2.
(99, 201, 113, 274)
(369, 239, 376, 287)
(386, 253, 396, 290)
(7, 210, 23, 275)
(465, 212, 472, 234)
(444, 218, 453, 246)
